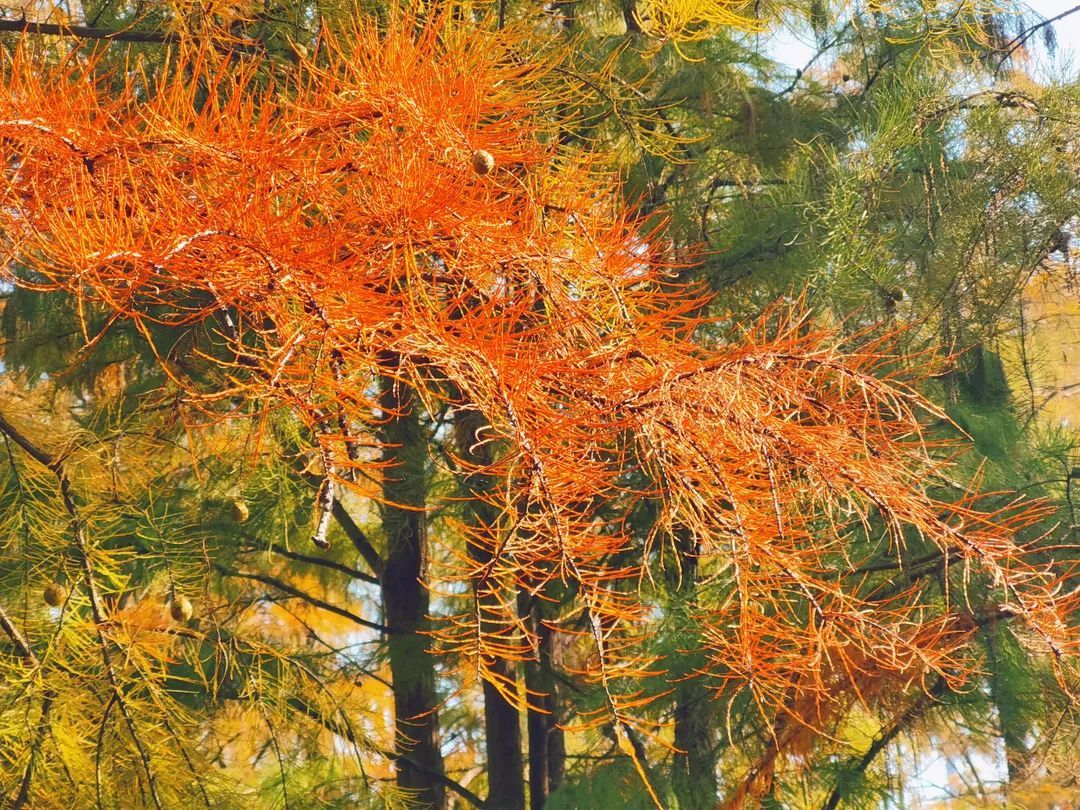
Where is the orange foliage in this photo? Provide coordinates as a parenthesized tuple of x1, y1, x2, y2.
(1, 16, 1077, 802)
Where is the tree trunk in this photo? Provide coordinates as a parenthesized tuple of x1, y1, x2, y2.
(454, 404, 526, 810)
(986, 623, 1031, 791)
(379, 357, 445, 809)
(673, 683, 717, 808)
(519, 591, 565, 810)
(670, 532, 718, 809)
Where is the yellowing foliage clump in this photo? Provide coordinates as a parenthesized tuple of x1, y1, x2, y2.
(635, 0, 765, 45)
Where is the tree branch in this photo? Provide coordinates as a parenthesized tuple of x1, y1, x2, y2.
(821, 677, 948, 810)
(0, 597, 56, 810)
(0, 15, 276, 59)
(238, 532, 378, 584)
(293, 457, 384, 574)
(997, 4, 1080, 67)
(0, 411, 166, 810)
(331, 501, 384, 578)
(0, 18, 177, 44)
(215, 564, 389, 633)
(773, 22, 853, 98)
(0, 603, 37, 664)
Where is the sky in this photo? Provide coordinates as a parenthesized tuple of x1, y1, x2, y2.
(1022, 0, 1080, 59)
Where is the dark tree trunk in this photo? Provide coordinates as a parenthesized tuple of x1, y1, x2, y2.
(986, 622, 1031, 790)
(519, 592, 565, 810)
(482, 670, 526, 809)
(454, 404, 526, 810)
(670, 532, 718, 809)
(673, 685, 717, 808)
(620, 0, 642, 33)
(379, 358, 445, 809)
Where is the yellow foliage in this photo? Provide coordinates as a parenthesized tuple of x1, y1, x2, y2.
(869, 0, 1019, 58)
(1002, 270, 1080, 429)
(633, 0, 765, 47)
(836, 706, 882, 756)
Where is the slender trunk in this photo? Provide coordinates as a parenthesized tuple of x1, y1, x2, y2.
(673, 683, 716, 808)
(454, 404, 526, 810)
(379, 356, 445, 810)
(670, 531, 718, 808)
(986, 623, 1030, 790)
(519, 591, 565, 810)
(620, 0, 643, 33)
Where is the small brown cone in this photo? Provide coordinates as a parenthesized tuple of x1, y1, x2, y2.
(471, 149, 495, 176)
(170, 596, 193, 623)
(231, 499, 250, 523)
(43, 582, 66, 607)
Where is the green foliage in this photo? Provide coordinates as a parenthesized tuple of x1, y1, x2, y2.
(547, 759, 666, 810)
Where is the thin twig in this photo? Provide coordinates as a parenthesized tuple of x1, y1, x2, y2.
(215, 564, 389, 633)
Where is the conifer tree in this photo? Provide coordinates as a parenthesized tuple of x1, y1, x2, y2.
(1, 1, 1079, 808)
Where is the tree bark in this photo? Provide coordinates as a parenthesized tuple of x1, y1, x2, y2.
(519, 591, 565, 810)
(379, 357, 445, 809)
(0, 18, 177, 43)
(673, 684, 717, 809)
(454, 404, 526, 810)
(986, 623, 1031, 790)
(670, 531, 718, 809)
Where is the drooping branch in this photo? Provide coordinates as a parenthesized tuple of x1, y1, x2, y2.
(238, 534, 378, 584)
(0, 411, 166, 810)
(215, 564, 389, 633)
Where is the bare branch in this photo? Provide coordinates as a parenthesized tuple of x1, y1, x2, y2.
(238, 533, 378, 584)
(215, 564, 389, 633)
(997, 4, 1080, 67)
(0, 18, 177, 44)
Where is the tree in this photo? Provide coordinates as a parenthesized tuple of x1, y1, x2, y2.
(1, 3, 1079, 809)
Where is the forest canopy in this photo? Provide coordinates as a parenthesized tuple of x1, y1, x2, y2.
(1, 1, 1079, 808)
